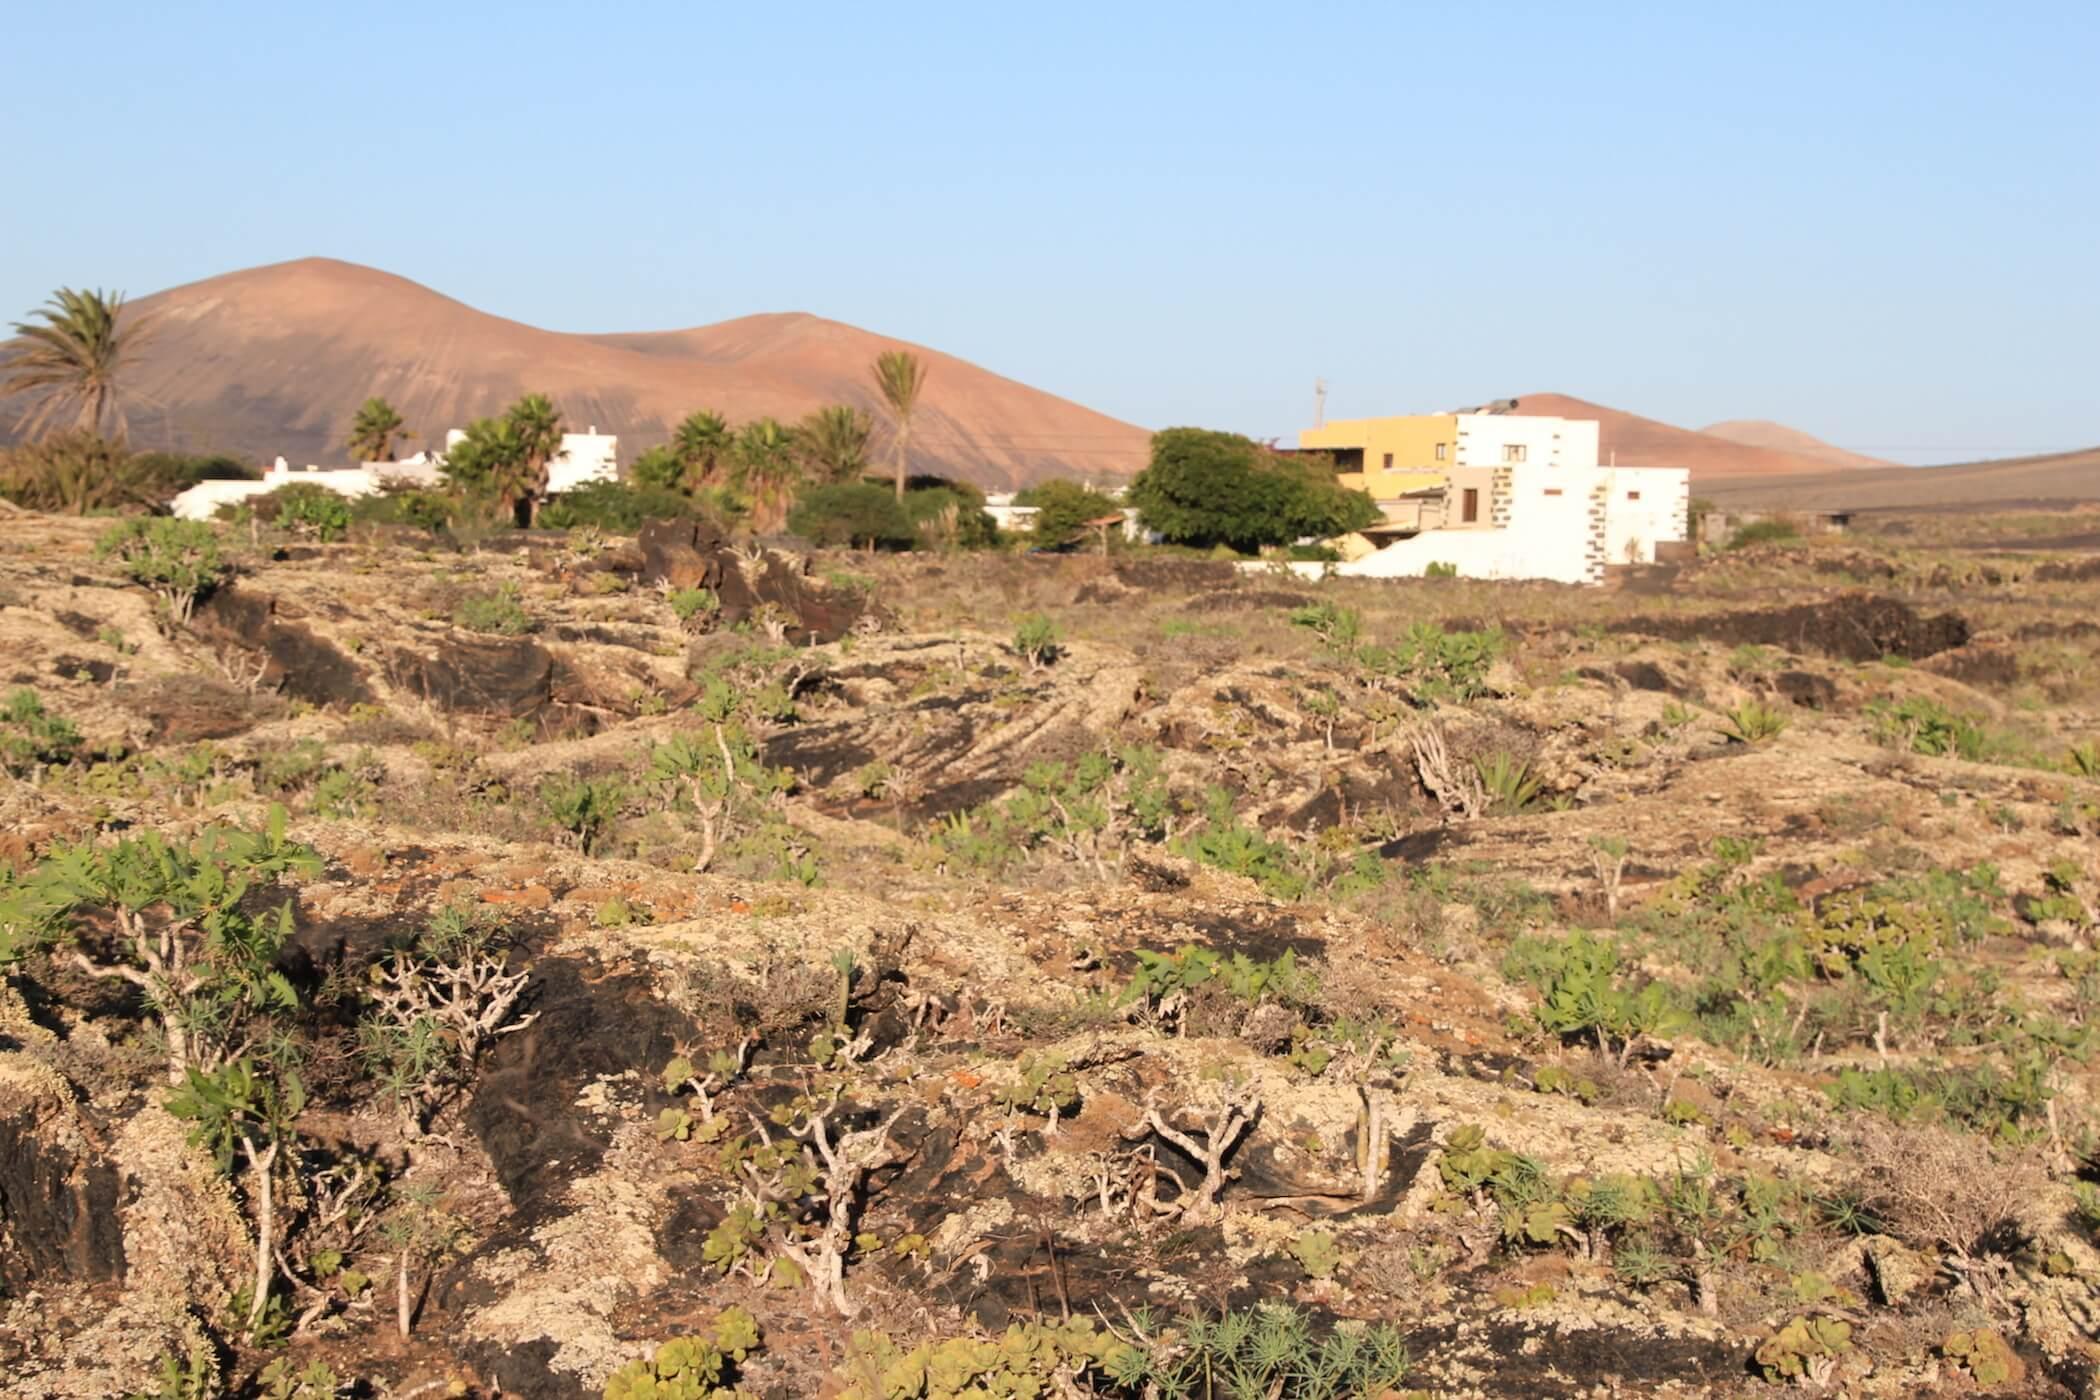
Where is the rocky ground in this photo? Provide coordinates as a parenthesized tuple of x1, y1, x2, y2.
(2, 508, 2099, 1398)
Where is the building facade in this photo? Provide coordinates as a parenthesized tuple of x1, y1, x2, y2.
(1289, 406, 1687, 585)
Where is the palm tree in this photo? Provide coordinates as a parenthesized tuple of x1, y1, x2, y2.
(732, 418, 802, 531)
(441, 415, 529, 523)
(672, 409, 732, 489)
(345, 397, 410, 462)
(795, 404, 872, 484)
(508, 393, 565, 527)
(2, 287, 157, 439)
(871, 350, 927, 501)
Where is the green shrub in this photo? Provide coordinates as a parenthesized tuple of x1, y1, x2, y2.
(788, 482, 915, 550)
(540, 773, 625, 854)
(1726, 519, 1800, 551)
(1012, 614, 1060, 669)
(901, 484, 998, 549)
(1014, 479, 1122, 543)
(1867, 696, 1988, 759)
(348, 482, 455, 531)
(1359, 622, 1504, 703)
(1474, 751, 1540, 814)
(538, 480, 703, 532)
(603, 1308, 761, 1400)
(669, 587, 720, 628)
(1, 688, 83, 776)
(1720, 699, 1789, 744)
(453, 583, 535, 635)
(247, 482, 351, 541)
(1504, 930, 1686, 1065)
(1128, 428, 1378, 552)
(1287, 601, 1362, 651)
(96, 518, 229, 624)
(1424, 560, 1459, 578)
(1172, 789, 1306, 900)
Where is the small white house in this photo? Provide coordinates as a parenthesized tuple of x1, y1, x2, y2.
(1256, 410, 1689, 586)
(170, 428, 620, 521)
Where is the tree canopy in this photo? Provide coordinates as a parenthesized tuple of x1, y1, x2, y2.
(1127, 429, 1378, 553)
(1014, 479, 1122, 544)
(788, 481, 914, 551)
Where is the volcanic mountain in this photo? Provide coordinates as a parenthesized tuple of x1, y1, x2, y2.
(1698, 419, 1889, 470)
(1503, 393, 1870, 478)
(89, 258, 1152, 489)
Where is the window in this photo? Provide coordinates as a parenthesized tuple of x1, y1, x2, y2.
(1502, 443, 1528, 463)
(1381, 452, 1393, 470)
(1434, 442, 1448, 461)
(1626, 490, 1641, 501)
(1543, 488, 1563, 497)
(1461, 487, 1479, 523)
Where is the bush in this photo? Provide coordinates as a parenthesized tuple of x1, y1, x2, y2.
(1, 688, 83, 776)
(348, 481, 455, 531)
(95, 518, 228, 624)
(902, 485, 997, 549)
(1128, 428, 1378, 552)
(537, 480, 704, 532)
(1726, 519, 1800, 550)
(452, 584, 534, 635)
(245, 483, 351, 542)
(788, 481, 915, 550)
(0, 432, 150, 513)
(1012, 614, 1060, 669)
(1014, 479, 1121, 543)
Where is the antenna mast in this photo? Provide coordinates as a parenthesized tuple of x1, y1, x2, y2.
(1313, 378, 1327, 428)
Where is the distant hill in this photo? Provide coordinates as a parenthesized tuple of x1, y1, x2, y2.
(10, 258, 1150, 489)
(1502, 393, 1860, 478)
(1698, 445, 2100, 511)
(1699, 419, 1889, 470)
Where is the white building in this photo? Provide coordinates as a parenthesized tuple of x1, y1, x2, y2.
(169, 428, 620, 521)
(1263, 411, 1689, 586)
(443, 426, 619, 496)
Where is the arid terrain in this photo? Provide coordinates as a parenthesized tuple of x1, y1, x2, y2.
(4, 505, 2100, 1398)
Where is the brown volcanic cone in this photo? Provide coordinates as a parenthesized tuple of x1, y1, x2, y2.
(1700, 419, 1890, 470)
(60, 257, 1149, 489)
(1505, 393, 1861, 478)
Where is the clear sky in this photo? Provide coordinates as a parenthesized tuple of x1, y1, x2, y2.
(4, 2, 2094, 464)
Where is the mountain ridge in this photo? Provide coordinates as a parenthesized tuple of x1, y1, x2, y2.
(71, 258, 1154, 489)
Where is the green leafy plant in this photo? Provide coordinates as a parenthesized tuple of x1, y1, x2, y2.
(1726, 518, 1800, 550)
(540, 772, 625, 854)
(602, 1308, 762, 1399)
(96, 517, 228, 625)
(1719, 699, 1788, 744)
(453, 582, 535, 635)
(1, 687, 84, 776)
(19, 808, 318, 1079)
(259, 482, 352, 542)
(1752, 1314, 1851, 1384)
(1474, 751, 1540, 814)
(1941, 1328, 2016, 1386)
(1505, 931, 1685, 1066)
(1012, 613, 1060, 670)
(668, 586, 720, 629)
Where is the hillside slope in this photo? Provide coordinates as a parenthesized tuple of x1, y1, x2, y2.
(1698, 445, 2100, 511)
(44, 258, 1151, 489)
(1504, 393, 1855, 478)
(1700, 418, 1890, 470)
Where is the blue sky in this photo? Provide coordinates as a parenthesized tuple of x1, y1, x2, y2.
(4, 2, 2094, 463)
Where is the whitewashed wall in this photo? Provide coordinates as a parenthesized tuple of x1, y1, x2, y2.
(1600, 467, 1691, 564)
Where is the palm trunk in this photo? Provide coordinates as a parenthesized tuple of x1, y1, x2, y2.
(893, 419, 909, 501)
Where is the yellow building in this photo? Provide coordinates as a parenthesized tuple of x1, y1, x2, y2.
(1298, 414, 1458, 502)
